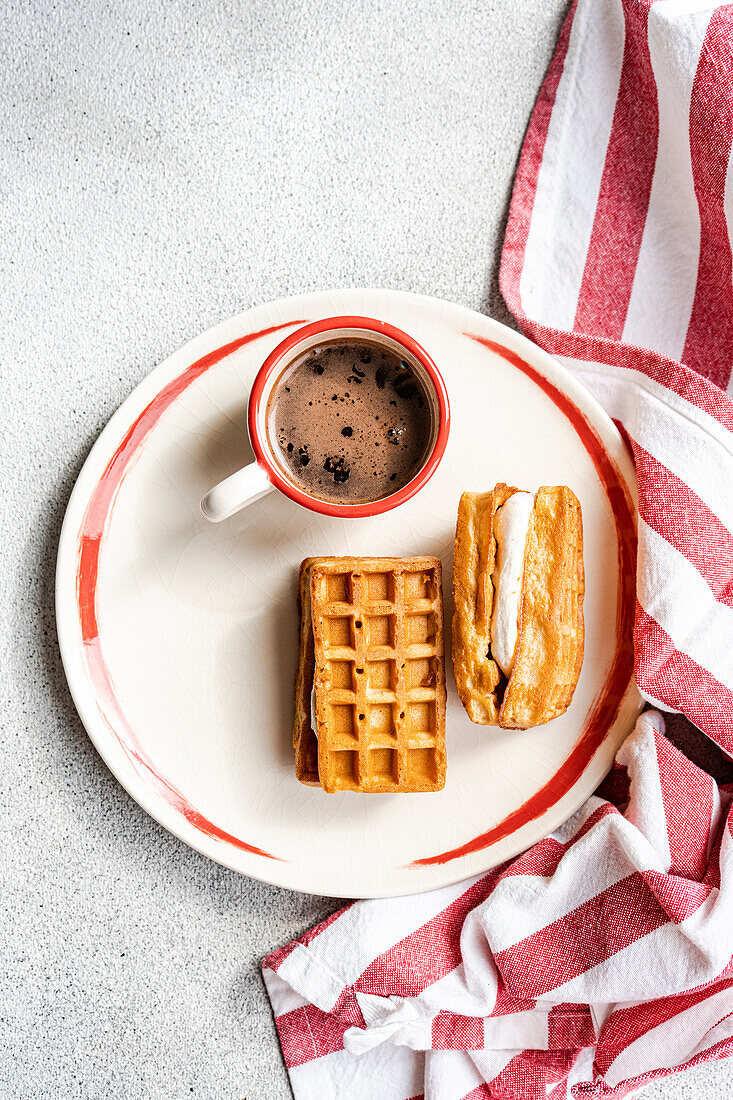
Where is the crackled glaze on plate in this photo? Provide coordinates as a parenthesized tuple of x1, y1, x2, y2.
(56, 289, 641, 897)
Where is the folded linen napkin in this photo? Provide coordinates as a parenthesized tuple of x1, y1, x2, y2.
(263, 2, 733, 1095)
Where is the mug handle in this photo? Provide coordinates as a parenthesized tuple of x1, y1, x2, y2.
(200, 462, 274, 522)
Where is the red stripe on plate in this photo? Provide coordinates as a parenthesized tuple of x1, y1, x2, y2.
(76, 319, 305, 860)
(412, 337, 636, 866)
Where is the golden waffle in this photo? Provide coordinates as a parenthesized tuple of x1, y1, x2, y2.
(294, 556, 447, 793)
(453, 485, 584, 729)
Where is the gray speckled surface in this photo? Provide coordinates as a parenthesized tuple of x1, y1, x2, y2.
(2, 0, 730, 1096)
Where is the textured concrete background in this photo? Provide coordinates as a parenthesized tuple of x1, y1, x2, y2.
(2, 1, 730, 1096)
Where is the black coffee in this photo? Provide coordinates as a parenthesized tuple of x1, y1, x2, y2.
(267, 340, 434, 504)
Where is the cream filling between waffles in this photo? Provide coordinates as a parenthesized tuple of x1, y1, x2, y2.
(490, 491, 535, 677)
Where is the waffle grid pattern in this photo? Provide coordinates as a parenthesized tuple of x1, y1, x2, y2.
(311, 559, 446, 793)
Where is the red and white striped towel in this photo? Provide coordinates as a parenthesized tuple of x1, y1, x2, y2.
(263, 3, 733, 1096)
(263, 717, 733, 1098)
(501, 0, 733, 748)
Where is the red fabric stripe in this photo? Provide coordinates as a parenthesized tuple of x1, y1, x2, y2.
(639, 869, 712, 923)
(479, 1049, 578, 1098)
(353, 870, 502, 998)
(499, 0, 733, 434)
(275, 1003, 357, 1069)
(631, 443, 733, 606)
(431, 1011, 484, 1050)
(634, 604, 733, 751)
(262, 939, 301, 973)
(328, 986, 367, 1026)
(547, 1003, 597, 1050)
(574, 0, 658, 339)
(595, 976, 733, 1075)
(519, 314, 733, 431)
(547, 1078, 573, 1100)
(489, 986, 538, 1017)
(494, 873, 677, 997)
(682, 9, 733, 389)
(653, 725, 716, 880)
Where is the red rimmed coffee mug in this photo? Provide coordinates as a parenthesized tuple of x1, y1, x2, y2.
(200, 315, 450, 522)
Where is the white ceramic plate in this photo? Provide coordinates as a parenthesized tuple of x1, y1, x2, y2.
(56, 289, 641, 897)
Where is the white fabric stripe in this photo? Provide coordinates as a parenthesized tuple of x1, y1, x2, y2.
(261, 967, 310, 1015)
(467, 1050, 520, 1089)
(560, 355, 733, 461)
(279, 874, 486, 990)
(519, 0, 625, 329)
(483, 1011, 549, 1050)
(275, 942, 348, 1013)
(708, 782, 723, 863)
(636, 685, 679, 713)
(638, 520, 733, 690)
(483, 816, 666, 953)
(424, 1049, 488, 1100)
(688, 1011, 733, 1059)
(345, 994, 433, 1054)
(550, 888, 726, 1003)
(563, 1047, 598, 1096)
(288, 1043, 424, 1100)
(605, 986, 733, 1086)
(562, 358, 733, 532)
(411, 942, 498, 1019)
(617, 714, 672, 873)
(621, 2, 712, 357)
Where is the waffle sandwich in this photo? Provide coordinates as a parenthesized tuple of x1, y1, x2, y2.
(294, 556, 447, 793)
(453, 484, 584, 729)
